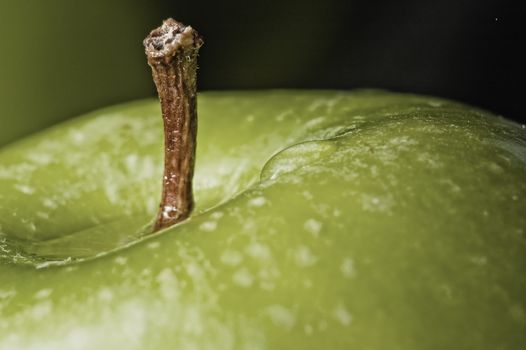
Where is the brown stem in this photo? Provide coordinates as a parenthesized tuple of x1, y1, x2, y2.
(144, 18, 203, 231)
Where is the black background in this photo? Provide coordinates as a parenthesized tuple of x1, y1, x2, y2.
(157, 0, 525, 122)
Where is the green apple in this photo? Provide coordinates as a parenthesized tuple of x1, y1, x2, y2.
(0, 90, 525, 349)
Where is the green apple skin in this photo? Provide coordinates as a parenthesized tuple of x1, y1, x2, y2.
(0, 90, 525, 349)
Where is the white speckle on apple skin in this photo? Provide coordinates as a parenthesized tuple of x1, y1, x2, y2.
(34, 288, 53, 299)
(26, 151, 54, 166)
(124, 154, 138, 172)
(303, 218, 322, 237)
(389, 136, 418, 147)
(440, 285, 454, 300)
(185, 261, 206, 280)
(30, 300, 53, 321)
(439, 179, 462, 193)
(14, 184, 35, 195)
(64, 266, 78, 273)
(156, 268, 179, 300)
(306, 94, 345, 114)
(304, 116, 326, 129)
(42, 198, 58, 209)
(487, 162, 504, 174)
(199, 221, 217, 232)
(0, 289, 16, 301)
(36, 211, 50, 220)
(220, 250, 243, 266)
(340, 258, 356, 278)
(266, 305, 296, 330)
(26, 221, 37, 232)
(361, 194, 395, 213)
(417, 152, 443, 168)
(259, 280, 276, 291)
(114, 256, 127, 265)
(509, 304, 525, 323)
(302, 190, 313, 200)
(70, 130, 86, 144)
(274, 110, 292, 122)
(210, 211, 224, 219)
(427, 101, 444, 107)
(469, 256, 488, 267)
(0, 288, 16, 312)
(248, 196, 266, 207)
(293, 246, 318, 267)
(333, 303, 353, 326)
(232, 268, 254, 288)
(147, 241, 160, 249)
(97, 288, 114, 302)
(245, 242, 271, 261)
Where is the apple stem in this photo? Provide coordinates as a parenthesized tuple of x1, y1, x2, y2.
(144, 19, 203, 231)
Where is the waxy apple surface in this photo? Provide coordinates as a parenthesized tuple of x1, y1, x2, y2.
(0, 90, 525, 349)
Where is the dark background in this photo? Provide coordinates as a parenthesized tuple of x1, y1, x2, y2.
(0, 0, 524, 146)
(178, 0, 525, 120)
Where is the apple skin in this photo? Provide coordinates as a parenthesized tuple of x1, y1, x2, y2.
(0, 90, 525, 349)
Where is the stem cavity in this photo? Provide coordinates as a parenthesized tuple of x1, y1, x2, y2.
(144, 18, 203, 231)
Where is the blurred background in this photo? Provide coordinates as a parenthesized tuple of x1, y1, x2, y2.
(0, 0, 524, 146)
